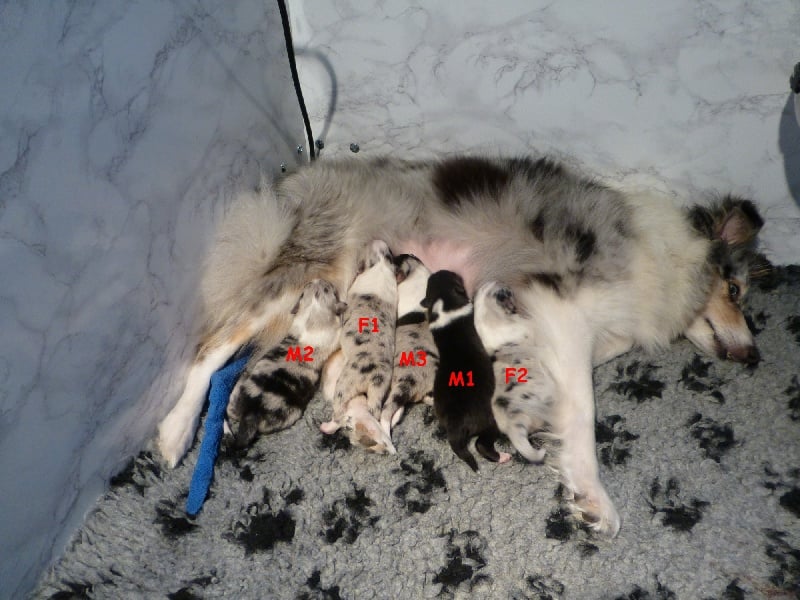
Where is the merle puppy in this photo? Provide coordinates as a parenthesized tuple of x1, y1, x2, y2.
(422, 270, 511, 471)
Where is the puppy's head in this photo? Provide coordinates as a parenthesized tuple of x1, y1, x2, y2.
(474, 282, 531, 350)
(290, 279, 347, 332)
(421, 270, 470, 326)
(684, 196, 771, 365)
(393, 253, 423, 283)
(356, 239, 395, 275)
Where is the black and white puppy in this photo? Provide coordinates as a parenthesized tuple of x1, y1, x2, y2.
(380, 254, 439, 438)
(421, 270, 511, 471)
(226, 279, 346, 448)
(474, 282, 553, 463)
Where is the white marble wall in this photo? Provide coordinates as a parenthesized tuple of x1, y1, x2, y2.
(290, 0, 800, 264)
(0, 1, 305, 595)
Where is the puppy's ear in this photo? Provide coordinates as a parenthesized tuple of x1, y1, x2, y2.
(420, 295, 432, 308)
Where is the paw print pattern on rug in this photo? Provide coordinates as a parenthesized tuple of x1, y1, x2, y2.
(607, 361, 665, 403)
(321, 485, 379, 544)
(646, 477, 709, 532)
(393, 449, 447, 514)
(543, 486, 599, 556)
(422, 404, 448, 441)
(745, 310, 769, 337)
(432, 529, 491, 598)
(686, 413, 737, 463)
(763, 464, 800, 519)
(110, 450, 163, 496)
(595, 414, 640, 468)
(786, 315, 800, 346)
(154, 498, 198, 539)
(679, 354, 726, 403)
(297, 569, 344, 600)
(512, 574, 565, 600)
(612, 577, 676, 600)
(784, 375, 800, 421)
(225, 487, 303, 554)
(167, 571, 219, 600)
(763, 529, 800, 594)
(316, 429, 352, 452)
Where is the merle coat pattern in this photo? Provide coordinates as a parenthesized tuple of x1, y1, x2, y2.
(225, 279, 345, 448)
(380, 254, 439, 438)
(320, 240, 398, 454)
(474, 281, 554, 463)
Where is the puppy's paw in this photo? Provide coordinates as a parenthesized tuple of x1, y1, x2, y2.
(157, 410, 196, 468)
(497, 451, 512, 464)
(349, 416, 397, 455)
(320, 420, 341, 434)
(569, 486, 621, 538)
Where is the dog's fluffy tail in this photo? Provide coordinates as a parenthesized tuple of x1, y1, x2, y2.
(199, 182, 298, 343)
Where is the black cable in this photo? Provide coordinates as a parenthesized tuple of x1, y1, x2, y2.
(277, 0, 316, 161)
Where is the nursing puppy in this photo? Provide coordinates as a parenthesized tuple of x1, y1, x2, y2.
(320, 240, 397, 453)
(474, 282, 553, 463)
(225, 279, 346, 448)
(380, 254, 439, 438)
(422, 270, 511, 472)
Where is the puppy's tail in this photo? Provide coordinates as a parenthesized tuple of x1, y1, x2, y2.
(507, 426, 546, 463)
(449, 436, 479, 472)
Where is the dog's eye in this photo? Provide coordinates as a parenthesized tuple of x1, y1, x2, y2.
(728, 282, 740, 302)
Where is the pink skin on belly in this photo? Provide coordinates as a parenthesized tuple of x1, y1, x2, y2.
(394, 239, 480, 295)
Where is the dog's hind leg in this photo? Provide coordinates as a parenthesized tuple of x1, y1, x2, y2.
(158, 294, 296, 467)
(158, 336, 243, 468)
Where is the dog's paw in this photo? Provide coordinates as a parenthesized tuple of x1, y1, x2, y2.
(157, 410, 196, 468)
(497, 451, 512, 464)
(569, 486, 621, 538)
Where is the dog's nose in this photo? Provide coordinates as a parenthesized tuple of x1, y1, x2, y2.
(726, 345, 761, 366)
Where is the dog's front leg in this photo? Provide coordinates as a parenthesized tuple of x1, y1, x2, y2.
(542, 311, 621, 537)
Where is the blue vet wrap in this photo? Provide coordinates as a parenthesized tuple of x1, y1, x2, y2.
(185, 352, 251, 516)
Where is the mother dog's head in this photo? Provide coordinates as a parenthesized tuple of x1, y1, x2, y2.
(684, 196, 772, 365)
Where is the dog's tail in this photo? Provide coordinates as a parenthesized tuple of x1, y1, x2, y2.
(507, 425, 546, 463)
(199, 182, 299, 343)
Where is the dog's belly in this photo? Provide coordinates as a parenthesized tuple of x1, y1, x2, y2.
(394, 238, 480, 294)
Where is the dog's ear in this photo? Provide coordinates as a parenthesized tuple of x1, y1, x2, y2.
(420, 295, 432, 308)
(717, 196, 764, 246)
